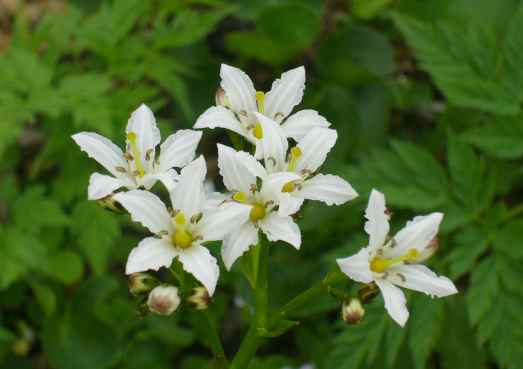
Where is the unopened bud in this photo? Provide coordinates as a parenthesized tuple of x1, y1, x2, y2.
(342, 298, 365, 325)
(187, 287, 211, 310)
(128, 272, 158, 296)
(97, 195, 125, 213)
(147, 285, 181, 316)
(215, 87, 229, 107)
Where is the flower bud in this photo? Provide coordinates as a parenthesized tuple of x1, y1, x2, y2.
(128, 272, 158, 296)
(147, 286, 181, 316)
(187, 287, 211, 310)
(215, 87, 229, 107)
(342, 298, 365, 325)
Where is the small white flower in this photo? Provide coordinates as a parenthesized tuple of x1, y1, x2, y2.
(114, 156, 251, 296)
(254, 113, 358, 216)
(194, 64, 330, 158)
(147, 285, 181, 316)
(336, 190, 457, 327)
(72, 104, 202, 200)
(217, 143, 303, 270)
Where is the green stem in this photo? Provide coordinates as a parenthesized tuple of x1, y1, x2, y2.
(272, 270, 346, 322)
(202, 311, 228, 368)
(503, 202, 523, 223)
(230, 239, 269, 369)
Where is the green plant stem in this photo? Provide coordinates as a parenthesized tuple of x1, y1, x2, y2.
(202, 311, 228, 369)
(272, 269, 346, 322)
(230, 239, 269, 369)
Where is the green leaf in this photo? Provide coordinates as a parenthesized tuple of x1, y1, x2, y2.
(44, 250, 84, 285)
(493, 219, 523, 260)
(71, 201, 121, 275)
(12, 186, 69, 232)
(393, 5, 523, 116)
(258, 4, 321, 52)
(462, 115, 523, 159)
(31, 282, 57, 317)
(446, 225, 489, 279)
(352, 0, 392, 19)
(408, 296, 445, 369)
(226, 31, 292, 65)
(467, 258, 498, 327)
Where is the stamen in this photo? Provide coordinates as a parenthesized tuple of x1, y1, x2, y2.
(255, 91, 265, 113)
(282, 182, 295, 193)
(369, 248, 420, 273)
(249, 203, 266, 222)
(233, 192, 248, 203)
(253, 122, 263, 139)
(127, 132, 145, 177)
(288, 146, 302, 171)
(174, 211, 186, 226)
(171, 211, 192, 249)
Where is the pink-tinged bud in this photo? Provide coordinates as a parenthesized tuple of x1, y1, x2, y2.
(342, 298, 365, 325)
(187, 287, 211, 310)
(147, 286, 181, 316)
(215, 87, 229, 107)
(128, 273, 158, 296)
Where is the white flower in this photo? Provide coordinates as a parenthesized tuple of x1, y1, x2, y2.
(336, 190, 457, 327)
(72, 104, 202, 200)
(194, 64, 330, 158)
(147, 285, 181, 316)
(217, 143, 303, 270)
(113, 156, 251, 295)
(254, 113, 358, 216)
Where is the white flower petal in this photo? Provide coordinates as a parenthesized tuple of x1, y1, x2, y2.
(217, 144, 257, 193)
(194, 106, 246, 138)
(204, 192, 228, 210)
(260, 172, 302, 204)
(113, 190, 173, 235)
(144, 169, 179, 193)
(178, 245, 220, 296)
(87, 172, 128, 200)
(264, 66, 305, 122)
(72, 132, 127, 177)
(365, 189, 390, 252)
(255, 113, 288, 172)
(388, 264, 458, 298)
(295, 127, 337, 173)
(375, 279, 409, 327)
(220, 64, 257, 116)
(281, 109, 330, 141)
(171, 156, 206, 218)
(298, 174, 358, 206)
(221, 222, 259, 270)
(278, 193, 304, 217)
(159, 129, 202, 172)
(198, 202, 252, 241)
(235, 149, 268, 179)
(126, 104, 161, 170)
(259, 213, 301, 249)
(388, 213, 443, 258)
(336, 247, 373, 284)
(126, 237, 177, 274)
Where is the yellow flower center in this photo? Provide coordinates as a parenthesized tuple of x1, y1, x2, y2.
(253, 122, 263, 139)
(233, 191, 248, 203)
(126, 132, 145, 178)
(287, 146, 302, 171)
(171, 211, 193, 249)
(255, 91, 265, 113)
(369, 248, 419, 273)
(249, 203, 266, 222)
(282, 182, 295, 193)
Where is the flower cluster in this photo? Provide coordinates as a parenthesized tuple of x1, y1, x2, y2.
(72, 64, 456, 326)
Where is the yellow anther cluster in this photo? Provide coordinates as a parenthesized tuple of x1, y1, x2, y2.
(282, 181, 295, 193)
(126, 131, 145, 178)
(249, 203, 266, 222)
(255, 91, 265, 113)
(253, 122, 263, 139)
(171, 211, 193, 249)
(288, 146, 302, 171)
(369, 248, 420, 273)
(233, 192, 248, 203)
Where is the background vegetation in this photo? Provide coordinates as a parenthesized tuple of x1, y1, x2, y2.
(1, 0, 522, 368)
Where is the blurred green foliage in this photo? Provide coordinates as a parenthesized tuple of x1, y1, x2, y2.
(1, 0, 523, 368)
